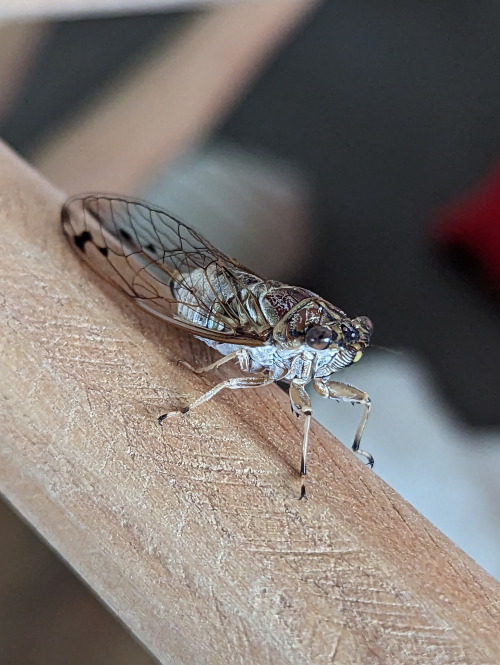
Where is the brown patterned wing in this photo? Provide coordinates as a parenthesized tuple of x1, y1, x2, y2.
(61, 194, 269, 346)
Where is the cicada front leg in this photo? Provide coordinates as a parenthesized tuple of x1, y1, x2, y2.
(289, 380, 313, 500)
(313, 378, 373, 467)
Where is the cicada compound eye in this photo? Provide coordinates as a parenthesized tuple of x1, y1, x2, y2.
(352, 315, 373, 343)
(305, 325, 335, 350)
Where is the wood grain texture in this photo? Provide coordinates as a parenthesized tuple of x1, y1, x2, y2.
(1, 141, 500, 664)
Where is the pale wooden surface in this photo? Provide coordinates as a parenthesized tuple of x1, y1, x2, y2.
(1, 144, 500, 664)
(32, 1, 319, 194)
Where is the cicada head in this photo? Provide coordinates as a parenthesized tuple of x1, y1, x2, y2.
(273, 296, 373, 366)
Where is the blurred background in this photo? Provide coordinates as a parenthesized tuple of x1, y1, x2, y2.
(1, 1, 500, 662)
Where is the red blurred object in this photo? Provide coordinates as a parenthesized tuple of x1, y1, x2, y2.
(435, 164, 500, 287)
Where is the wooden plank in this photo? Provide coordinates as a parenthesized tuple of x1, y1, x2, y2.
(1, 141, 500, 664)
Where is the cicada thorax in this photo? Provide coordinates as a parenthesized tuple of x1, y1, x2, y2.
(265, 291, 347, 350)
(259, 286, 321, 325)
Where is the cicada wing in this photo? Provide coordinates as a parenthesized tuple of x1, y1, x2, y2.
(61, 195, 269, 346)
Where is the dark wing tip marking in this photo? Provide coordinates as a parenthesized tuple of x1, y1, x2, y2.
(98, 246, 109, 257)
(119, 228, 132, 242)
(74, 230, 93, 252)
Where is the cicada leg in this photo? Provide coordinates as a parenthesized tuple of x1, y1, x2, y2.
(158, 373, 274, 424)
(289, 380, 313, 500)
(177, 350, 239, 374)
(313, 379, 373, 467)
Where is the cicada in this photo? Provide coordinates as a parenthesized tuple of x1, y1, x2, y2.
(62, 195, 373, 497)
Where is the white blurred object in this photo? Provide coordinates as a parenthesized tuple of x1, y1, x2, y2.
(310, 351, 500, 580)
(143, 141, 313, 282)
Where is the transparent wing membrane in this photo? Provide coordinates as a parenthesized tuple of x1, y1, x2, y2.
(61, 195, 269, 345)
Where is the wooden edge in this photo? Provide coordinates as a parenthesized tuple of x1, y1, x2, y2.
(31, 1, 320, 194)
(1, 142, 499, 664)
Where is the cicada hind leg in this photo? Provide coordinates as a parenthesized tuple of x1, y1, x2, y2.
(176, 350, 239, 375)
(158, 351, 273, 424)
(288, 381, 313, 500)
